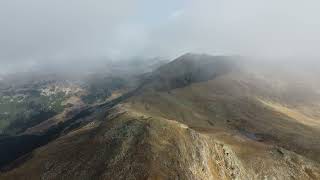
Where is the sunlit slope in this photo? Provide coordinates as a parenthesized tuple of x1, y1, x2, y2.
(2, 105, 320, 180)
(127, 54, 320, 163)
(258, 99, 320, 128)
(2, 54, 320, 179)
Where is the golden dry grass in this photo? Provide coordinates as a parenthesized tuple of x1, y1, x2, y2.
(258, 98, 320, 128)
(2, 56, 320, 179)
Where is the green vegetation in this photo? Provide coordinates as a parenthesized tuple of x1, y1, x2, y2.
(0, 90, 67, 135)
(82, 77, 127, 104)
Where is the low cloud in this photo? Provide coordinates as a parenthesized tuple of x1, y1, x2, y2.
(0, 0, 319, 73)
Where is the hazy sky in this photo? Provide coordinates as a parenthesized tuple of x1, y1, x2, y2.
(0, 0, 320, 73)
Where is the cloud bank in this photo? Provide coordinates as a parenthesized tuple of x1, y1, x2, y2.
(0, 0, 320, 73)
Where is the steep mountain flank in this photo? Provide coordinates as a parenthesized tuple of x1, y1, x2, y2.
(2, 105, 319, 180)
(1, 54, 320, 179)
(147, 53, 239, 90)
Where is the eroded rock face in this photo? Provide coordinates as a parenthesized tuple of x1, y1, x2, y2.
(1, 106, 320, 180)
(143, 115, 320, 180)
(144, 117, 246, 180)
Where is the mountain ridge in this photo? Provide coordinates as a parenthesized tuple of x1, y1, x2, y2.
(1, 53, 320, 179)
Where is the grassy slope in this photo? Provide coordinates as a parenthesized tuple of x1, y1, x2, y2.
(128, 71, 320, 163)
(0, 92, 67, 135)
(2, 55, 320, 179)
(2, 104, 320, 179)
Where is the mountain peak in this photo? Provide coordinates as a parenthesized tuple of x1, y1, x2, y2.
(147, 53, 239, 90)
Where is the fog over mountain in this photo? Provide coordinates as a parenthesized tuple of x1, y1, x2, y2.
(1, 0, 320, 73)
(2, 1, 320, 179)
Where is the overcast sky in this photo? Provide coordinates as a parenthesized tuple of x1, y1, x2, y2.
(0, 0, 320, 73)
